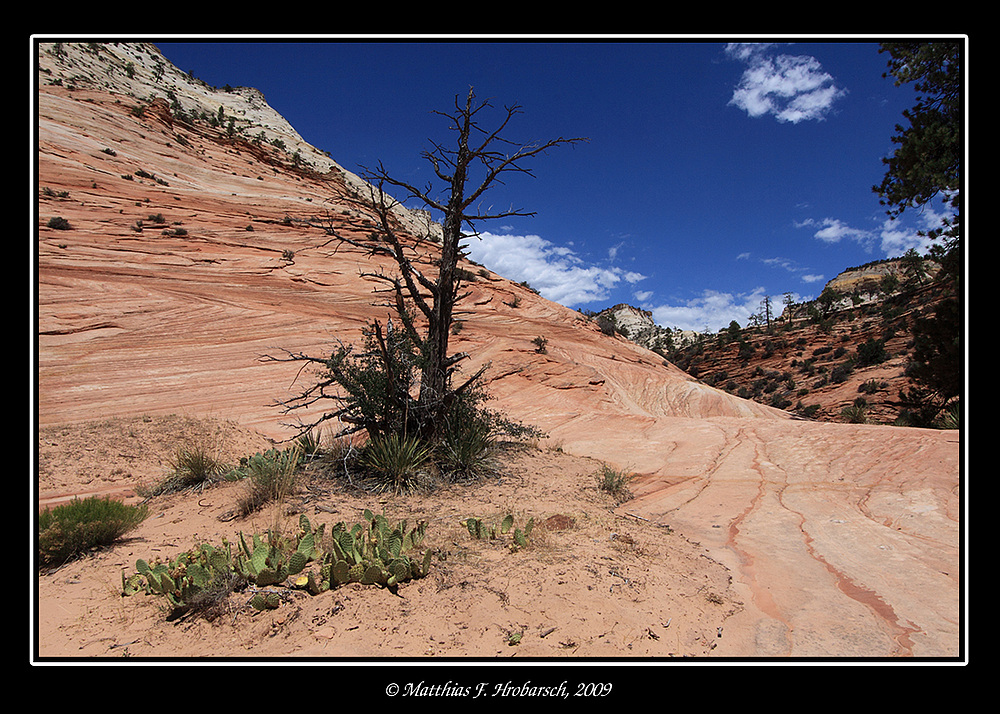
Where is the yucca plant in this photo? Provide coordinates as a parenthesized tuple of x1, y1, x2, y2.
(439, 418, 496, 480)
(839, 404, 869, 424)
(295, 429, 324, 457)
(361, 432, 433, 493)
(937, 402, 960, 429)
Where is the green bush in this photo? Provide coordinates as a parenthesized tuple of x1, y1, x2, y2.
(856, 338, 889, 367)
(233, 446, 302, 516)
(38, 496, 148, 567)
(596, 464, 634, 502)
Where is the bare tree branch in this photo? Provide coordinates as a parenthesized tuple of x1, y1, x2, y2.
(263, 86, 586, 443)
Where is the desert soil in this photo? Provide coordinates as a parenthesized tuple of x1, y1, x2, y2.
(35, 415, 741, 662)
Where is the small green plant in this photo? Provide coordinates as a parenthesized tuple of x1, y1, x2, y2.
(39, 496, 148, 568)
(46, 216, 71, 230)
(438, 419, 496, 480)
(231, 445, 302, 517)
(859, 378, 888, 394)
(596, 464, 634, 502)
(140, 444, 229, 498)
(839, 404, 869, 424)
(936, 402, 960, 429)
(295, 429, 324, 457)
(531, 336, 548, 354)
(463, 513, 534, 550)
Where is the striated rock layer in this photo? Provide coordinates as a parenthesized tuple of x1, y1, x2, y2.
(34, 42, 962, 658)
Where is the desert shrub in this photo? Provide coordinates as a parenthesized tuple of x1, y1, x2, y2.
(830, 362, 854, 383)
(596, 464, 634, 502)
(275, 308, 544, 495)
(856, 338, 889, 367)
(936, 402, 960, 430)
(318, 320, 422, 443)
(233, 446, 302, 516)
(47, 216, 71, 230)
(798, 404, 821, 419)
(143, 445, 228, 497)
(295, 429, 324, 458)
(596, 315, 619, 336)
(38, 496, 148, 567)
(840, 404, 869, 424)
(769, 393, 792, 410)
(859, 379, 888, 394)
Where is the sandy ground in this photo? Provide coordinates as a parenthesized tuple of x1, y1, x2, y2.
(35, 415, 742, 664)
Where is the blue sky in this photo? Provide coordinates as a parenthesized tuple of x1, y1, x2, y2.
(157, 38, 951, 332)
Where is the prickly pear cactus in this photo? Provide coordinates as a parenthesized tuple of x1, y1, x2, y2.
(250, 590, 282, 611)
(122, 542, 236, 612)
(463, 514, 533, 550)
(125, 509, 432, 619)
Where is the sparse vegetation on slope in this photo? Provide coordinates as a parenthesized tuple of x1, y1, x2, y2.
(641, 264, 957, 426)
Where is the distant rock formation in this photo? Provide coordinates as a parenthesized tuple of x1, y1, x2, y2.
(781, 256, 941, 321)
(592, 303, 696, 354)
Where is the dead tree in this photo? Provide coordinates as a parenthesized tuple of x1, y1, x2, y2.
(267, 88, 586, 442)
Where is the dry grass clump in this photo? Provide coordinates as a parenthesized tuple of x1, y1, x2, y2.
(596, 464, 634, 502)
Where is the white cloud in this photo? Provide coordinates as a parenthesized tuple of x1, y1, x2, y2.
(878, 219, 936, 256)
(797, 212, 948, 258)
(725, 43, 847, 123)
(796, 217, 876, 251)
(648, 287, 770, 333)
(813, 218, 872, 245)
(463, 232, 647, 307)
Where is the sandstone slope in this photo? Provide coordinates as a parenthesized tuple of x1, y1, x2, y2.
(34, 42, 963, 660)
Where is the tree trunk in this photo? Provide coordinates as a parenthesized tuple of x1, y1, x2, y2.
(417, 118, 465, 435)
